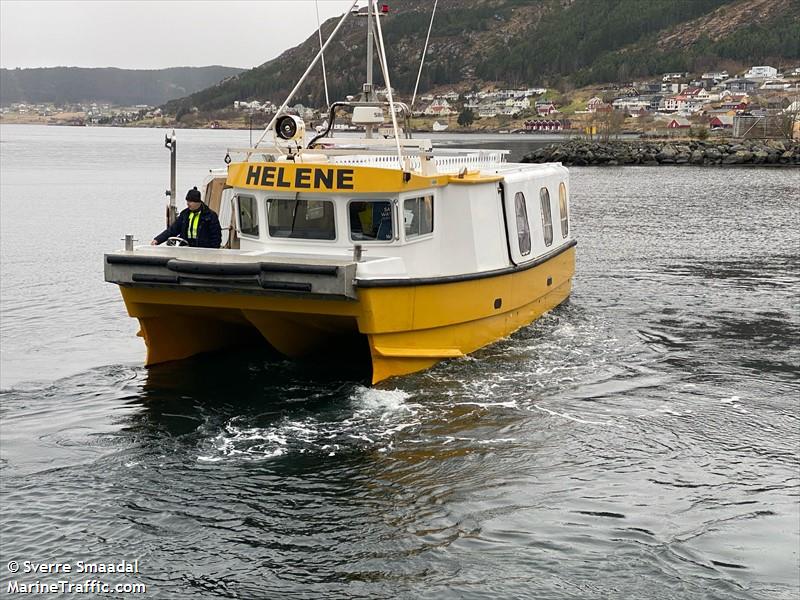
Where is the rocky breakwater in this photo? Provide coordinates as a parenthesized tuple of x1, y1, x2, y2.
(522, 139, 800, 166)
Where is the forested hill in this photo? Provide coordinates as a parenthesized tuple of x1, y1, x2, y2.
(166, 0, 800, 114)
(0, 66, 244, 106)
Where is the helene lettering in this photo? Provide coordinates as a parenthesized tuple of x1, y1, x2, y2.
(243, 166, 354, 190)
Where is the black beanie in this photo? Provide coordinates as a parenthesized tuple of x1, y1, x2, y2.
(186, 187, 201, 202)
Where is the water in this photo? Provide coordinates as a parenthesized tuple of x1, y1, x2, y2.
(1, 124, 798, 599)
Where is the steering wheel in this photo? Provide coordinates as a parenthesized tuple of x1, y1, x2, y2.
(165, 236, 188, 247)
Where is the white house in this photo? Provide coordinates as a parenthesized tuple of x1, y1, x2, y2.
(663, 96, 680, 112)
(612, 97, 650, 111)
(499, 105, 522, 116)
(702, 70, 729, 81)
(745, 66, 778, 79)
(477, 104, 497, 118)
(507, 98, 530, 111)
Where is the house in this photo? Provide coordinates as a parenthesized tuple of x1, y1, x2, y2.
(477, 104, 497, 118)
(720, 101, 748, 111)
(724, 79, 758, 93)
(668, 117, 691, 128)
(662, 72, 688, 82)
(709, 115, 733, 129)
(423, 98, 456, 117)
(504, 97, 530, 112)
(586, 97, 606, 112)
(524, 119, 566, 131)
(499, 104, 522, 116)
(612, 97, 649, 112)
(638, 95, 663, 111)
(683, 87, 710, 101)
(744, 66, 778, 79)
(702, 70, 729, 81)
(535, 100, 558, 116)
(663, 96, 680, 112)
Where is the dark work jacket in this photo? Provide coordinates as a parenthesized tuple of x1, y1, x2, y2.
(154, 203, 222, 248)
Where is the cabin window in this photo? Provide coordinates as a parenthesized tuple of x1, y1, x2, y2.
(540, 187, 553, 247)
(267, 198, 336, 240)
(403, 195, 434, 238)
(514, 192, 531, 256)
(348, 200, 394, 241)
(237, 195, 259, 237)
(558, 182, 569, 238)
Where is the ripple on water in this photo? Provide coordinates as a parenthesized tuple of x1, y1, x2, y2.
(2, 151, 799, 598)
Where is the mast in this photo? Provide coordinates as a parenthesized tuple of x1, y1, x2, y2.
(365, 0, 375, 138)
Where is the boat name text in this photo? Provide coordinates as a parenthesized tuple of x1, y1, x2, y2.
(245, 165, 354, 190)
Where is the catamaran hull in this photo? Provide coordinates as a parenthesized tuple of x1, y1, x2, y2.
(115, 245, 575, 383)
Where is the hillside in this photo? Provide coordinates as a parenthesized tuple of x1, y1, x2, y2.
(0, 66, 245, 106)
(165, 0, 800, 114)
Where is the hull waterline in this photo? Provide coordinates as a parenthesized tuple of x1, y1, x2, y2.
(117, 246, 575, 383)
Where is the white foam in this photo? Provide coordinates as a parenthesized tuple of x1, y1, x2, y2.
(197, 388, 422, 462)
(350, 386, 413, 415)
(456, 400, 518, 409)
(532, 404, 625, 428)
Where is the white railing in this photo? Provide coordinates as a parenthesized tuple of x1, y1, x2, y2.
(330, 150, 507, 173)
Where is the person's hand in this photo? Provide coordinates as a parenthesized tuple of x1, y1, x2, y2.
(150, 240, 158, 245)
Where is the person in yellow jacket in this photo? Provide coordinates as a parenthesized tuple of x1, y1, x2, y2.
(151, 187, 221, 248)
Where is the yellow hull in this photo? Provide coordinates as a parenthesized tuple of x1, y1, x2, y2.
(119, 247, 575, 383)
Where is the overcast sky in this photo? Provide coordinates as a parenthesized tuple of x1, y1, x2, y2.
(0, 0, 356, 70)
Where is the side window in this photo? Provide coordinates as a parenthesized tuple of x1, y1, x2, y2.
(267, 199, 335, 240)
(540, 187, 553, 247)
(514, 191, 531, 256)
(559, 182, 569, 238)
(403, 195, 434, 238)
(237, 195, 259, 237)
(349, 200, 394, 241)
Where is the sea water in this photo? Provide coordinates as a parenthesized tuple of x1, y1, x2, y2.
(1, 124, 798, 599)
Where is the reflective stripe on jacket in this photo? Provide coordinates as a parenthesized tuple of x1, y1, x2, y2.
(154, 203, 222, 248)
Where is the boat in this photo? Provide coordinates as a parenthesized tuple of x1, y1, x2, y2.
(432, 120, 448, 131)
(104, 0, 576, 383)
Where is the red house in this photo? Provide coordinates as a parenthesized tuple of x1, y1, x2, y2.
(668, 117, 691, 129)
(709, 115, 733, 129)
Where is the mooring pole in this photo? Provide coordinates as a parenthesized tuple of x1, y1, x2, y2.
(164, 130, 177, 226)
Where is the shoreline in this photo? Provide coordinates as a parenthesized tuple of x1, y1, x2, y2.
(522, 139, 800, 166)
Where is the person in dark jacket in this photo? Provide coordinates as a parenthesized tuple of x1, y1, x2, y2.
(151, 187, 222, 248)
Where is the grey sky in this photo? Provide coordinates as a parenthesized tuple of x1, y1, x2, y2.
(0, 0, 355, 70)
